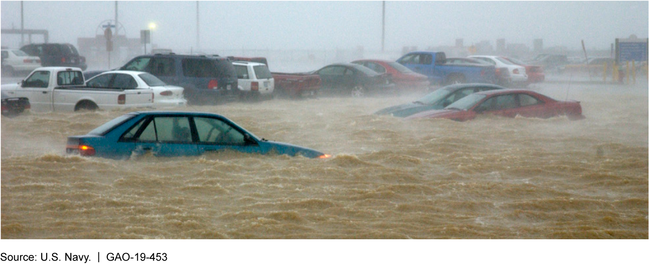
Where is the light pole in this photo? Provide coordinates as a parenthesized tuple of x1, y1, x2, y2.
(148, 22, 156, 52)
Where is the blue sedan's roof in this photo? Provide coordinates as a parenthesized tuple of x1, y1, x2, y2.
(128, 110, 227, 117)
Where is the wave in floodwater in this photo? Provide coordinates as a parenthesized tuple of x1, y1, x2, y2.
(1, 83, 648, 238)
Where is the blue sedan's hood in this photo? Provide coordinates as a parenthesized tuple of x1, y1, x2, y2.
(258, 140, 325, 158)
(374, 102, 441, 117)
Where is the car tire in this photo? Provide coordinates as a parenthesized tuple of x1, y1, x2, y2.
(351, 85, 365, 98)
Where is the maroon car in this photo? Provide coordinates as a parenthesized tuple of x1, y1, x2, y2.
(352, 59, 430, 92)
(406, 89, 584, 121)
(503, 57, 545, 83)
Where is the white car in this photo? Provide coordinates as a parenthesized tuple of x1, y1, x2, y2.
(1, 48, 42, 76)
(468, 55, 528, 86)
(86, 70, 186, 108)
(232, 61, 274, 98)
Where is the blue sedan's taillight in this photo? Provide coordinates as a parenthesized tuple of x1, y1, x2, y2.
(66, 138, 96, 156)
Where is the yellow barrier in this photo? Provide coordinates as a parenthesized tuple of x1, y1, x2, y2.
(626, 61, 630, 84)
(632, 61, 636, 84)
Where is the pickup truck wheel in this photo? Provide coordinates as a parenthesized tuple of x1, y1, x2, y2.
(351, 85, 365, 98)
(75, 101, 98, 112)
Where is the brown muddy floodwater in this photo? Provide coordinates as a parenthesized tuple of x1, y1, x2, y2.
(1, 82, 648, 239)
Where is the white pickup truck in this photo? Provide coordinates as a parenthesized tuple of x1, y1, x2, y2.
(1, 67, 153, 112)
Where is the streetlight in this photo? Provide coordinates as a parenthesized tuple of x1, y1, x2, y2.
(148, 22, 156, 52)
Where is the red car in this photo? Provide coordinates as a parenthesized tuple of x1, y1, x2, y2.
(352, 59, 430, 92)
(406, 89, 584, 121)
(502, 57, 545, 83)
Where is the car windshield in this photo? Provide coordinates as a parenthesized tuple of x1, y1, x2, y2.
(445, 93, 487, 110)
(351, 64, 379, 76)
(139, 73, 167, 86)
(88, 114, 137, 135)
(386, 61, 415, 73)
(504, 57, 525, 65)
(11, 50, 29, 56)
(496, 57, 515, 65)
(254, 65, 273, 79)
(416, 88, 452, 105)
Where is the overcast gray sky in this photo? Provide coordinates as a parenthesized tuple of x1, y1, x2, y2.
(1, 1, 648, 51)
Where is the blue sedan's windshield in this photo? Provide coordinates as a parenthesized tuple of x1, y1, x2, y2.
(88, 114, 137, 135)
(445, 93, 487, 110)
(416, 88, 452, 105)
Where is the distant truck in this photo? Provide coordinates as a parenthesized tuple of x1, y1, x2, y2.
(228, 56, 321, 98)
(396, 51, 497, 85)
(0, 67, 153, 112)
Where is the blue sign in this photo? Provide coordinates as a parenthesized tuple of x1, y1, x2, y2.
(618, 41, 648, 62)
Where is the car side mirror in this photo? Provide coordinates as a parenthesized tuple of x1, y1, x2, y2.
(20, 80, 25, 87)
(244, 134, 257, 145)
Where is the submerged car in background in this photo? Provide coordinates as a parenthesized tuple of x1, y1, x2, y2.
(120, 53, 238, 105)
(20, 43, 87, 70)
(375, 83, 504, 117)
(502, 57, 545, 83)
(528, 54, 568, 72)
(312, 63, 395, 97)
(1, 91, 30, 117)
(66, 111, 330, 159)
(406, 89, 584, 121)
(232, 61, 275, 99)
(85, 70, 186, 108)
(2, 48, 41, 76)
(351, 59, 429, 92)
(469, 55, 528, 87)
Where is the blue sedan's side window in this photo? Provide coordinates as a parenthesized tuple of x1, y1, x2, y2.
(138, 120, 157, 142)
(124, 116, 192, 143)
(194, 117, 245, 145)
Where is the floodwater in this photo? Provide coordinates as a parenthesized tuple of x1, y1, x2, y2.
(1, 80, 648, 239)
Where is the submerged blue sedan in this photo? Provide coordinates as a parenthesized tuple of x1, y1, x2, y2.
(66, 111, 330, 159)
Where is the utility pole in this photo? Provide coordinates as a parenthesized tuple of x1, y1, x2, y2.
(21, 1, 24, 45)
(381, 1, 385, 52)
(197, 1, 200, 51)
(115, 1, 118, 37)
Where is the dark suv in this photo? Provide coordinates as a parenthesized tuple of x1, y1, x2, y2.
(120, 54, 238, 105)
(20, 43, 87, 70)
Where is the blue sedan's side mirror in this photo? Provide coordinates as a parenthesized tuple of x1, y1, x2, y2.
(244, 134, 257, 145)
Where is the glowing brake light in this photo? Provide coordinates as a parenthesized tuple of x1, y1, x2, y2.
(208, 79, 219, 89)
(318, 154, 332, 159)
(79, 145, 96, 156)
(118, 94, 126, 104)
(251, 82, 259, 91)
